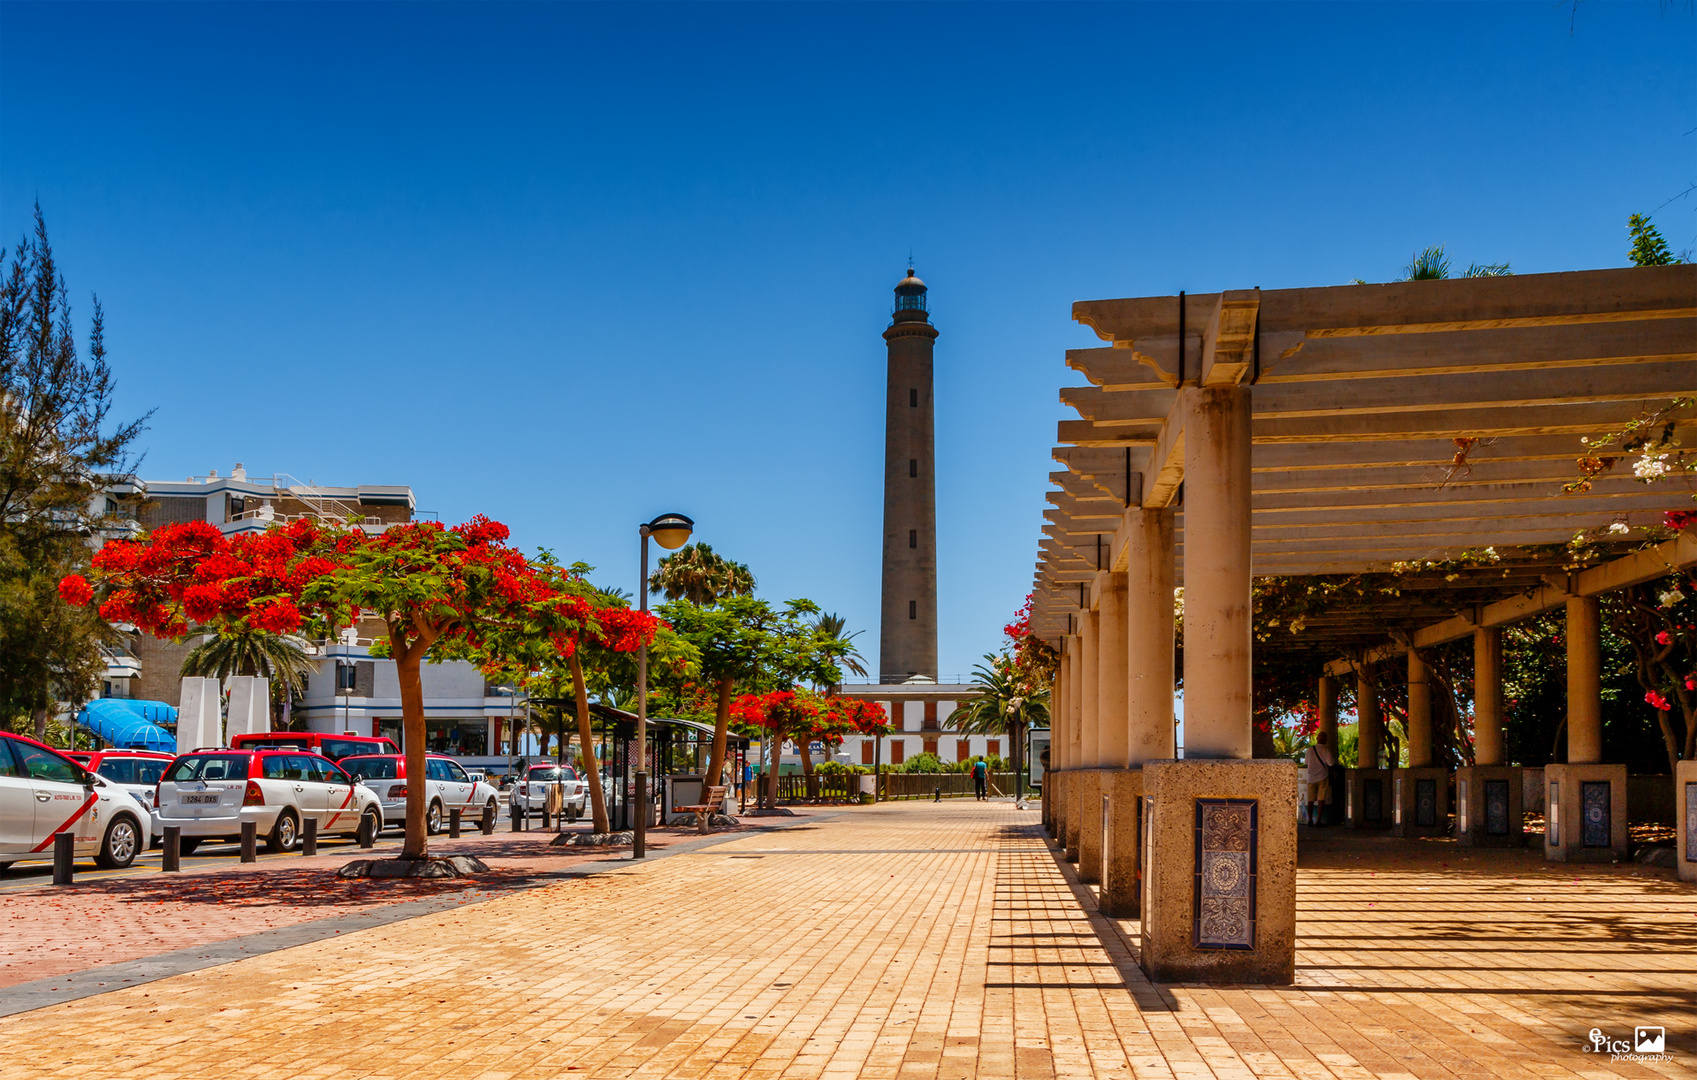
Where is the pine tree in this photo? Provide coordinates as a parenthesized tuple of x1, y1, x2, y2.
(1627, 213, 1677, 267)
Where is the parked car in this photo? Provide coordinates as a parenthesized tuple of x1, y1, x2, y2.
(228, 731, 398, 762)
(0, 733, 151, 871)
(339, 753, 502, 834)
(65, 749, 173, 844)
(154, 747, 382, 854)
(513, 764, 588, 821)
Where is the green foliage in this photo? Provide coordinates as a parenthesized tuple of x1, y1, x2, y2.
(1628, 213, 1677, 267)
(947, 653, 1050, 737)
(0, 208, 148, 731)
(1403, 245, 1451, 280)
(814, 760, 869, 775)
(895, 751, 945, 774)
(181, 631, 314, 695)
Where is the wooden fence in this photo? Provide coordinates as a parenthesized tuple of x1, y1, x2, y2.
(766, 771, 1031, 804)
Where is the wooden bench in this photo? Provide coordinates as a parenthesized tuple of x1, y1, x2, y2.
(675, 785, 728, 834)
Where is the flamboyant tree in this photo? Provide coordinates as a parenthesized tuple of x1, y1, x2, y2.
(60, 515, 662, 858)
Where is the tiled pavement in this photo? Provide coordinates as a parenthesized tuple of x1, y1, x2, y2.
(0, 801, 1693, 1079)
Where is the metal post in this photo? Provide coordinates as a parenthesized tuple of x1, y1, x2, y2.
(449, 807, 461, 839)
(510, 799, 522, 832)
(875, 733, 883, 802)
(240, 820, 257, 862)
(636, 525, 650, 858)
(52, 832, 74, 885)
(162, 826, 181, 872)
(302, 817, 318, 856)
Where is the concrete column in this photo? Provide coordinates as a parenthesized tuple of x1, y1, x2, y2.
(1180, 386, 1254, 759)
(1096, 572, 1130, 769)
(1474, 627, 1504, 767)
(1567, 596, 1603, 765)
(1357, 668, 1383, 769)
(1125, 507, 1177, 764)
(1068, 632, 1085, 764)
(1317, 675, 1338, 749)
(1079, 608, 1101, 768)
(1406, 650, 1433, 768)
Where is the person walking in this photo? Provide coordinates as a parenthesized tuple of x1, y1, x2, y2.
(1304, 730, 1336, 826)
(971, 757, 989, 801)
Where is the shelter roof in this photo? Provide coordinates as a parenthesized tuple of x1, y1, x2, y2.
(1030, 265, 1697, 655)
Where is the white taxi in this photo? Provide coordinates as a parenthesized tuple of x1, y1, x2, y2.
(512, 763, 588, 822)
(0, 733, 150, 872)
(339, 753, 502, 833)
(154, 747, 382, 854)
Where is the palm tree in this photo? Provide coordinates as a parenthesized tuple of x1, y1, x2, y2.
(648, 543, 755, 606)
(947, 653, 1051, 808)
(813, 612, 867, 681)
(180, 630, 315, 730)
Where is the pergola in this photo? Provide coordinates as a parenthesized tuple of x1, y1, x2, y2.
(1029, 264, 1696, 984)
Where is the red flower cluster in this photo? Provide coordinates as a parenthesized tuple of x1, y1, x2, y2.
(1646, 690, 1672, 711)
(58, 574, 94, 606)
(1665, 510, 1697, 531)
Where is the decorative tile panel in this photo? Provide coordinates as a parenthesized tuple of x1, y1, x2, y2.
(1485, 779, 1510, 835)
(1548, 781, 1559, 847)
(1393, 777, 1403, 824)
(1685, 783, 1697, 863)
(1581, 781, 1611, 848)
(1363, 778, 1383, 823)
(1141, 796, 1156, 937)
(1458, 779, 1469, 834)
(1192, 798, 1256, 950)
(1415, 778, 1438, 827)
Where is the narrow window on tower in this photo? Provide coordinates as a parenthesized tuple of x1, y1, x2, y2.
(909, 459, 917, 477)
(909, 600, 917, 620)
(909, 388, 918, 407)
(909, 529, 917, 549)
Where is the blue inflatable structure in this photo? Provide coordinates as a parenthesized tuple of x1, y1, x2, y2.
(76, 699, 177, 753)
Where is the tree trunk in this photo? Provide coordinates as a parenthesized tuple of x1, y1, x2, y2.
(33, 705, 48, 744)
(392, 635, 430, 860)
(703, 674, 734, 788)
(570, 653, 610, 834)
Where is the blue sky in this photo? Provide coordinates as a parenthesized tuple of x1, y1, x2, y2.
(3, 1, 1692, 679)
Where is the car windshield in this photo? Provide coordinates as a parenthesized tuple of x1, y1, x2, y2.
(98, 758, 168, 785)
(527, 768, 564, 781)
(320, 739, 381, 761)
(345, 757, 400, 780)
(166, 754, 250, 782)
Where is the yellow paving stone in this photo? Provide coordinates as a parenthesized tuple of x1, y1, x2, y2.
(1, 801, 1694, 1078)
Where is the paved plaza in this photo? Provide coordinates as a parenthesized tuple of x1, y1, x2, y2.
(0, 800, 1692, 1079)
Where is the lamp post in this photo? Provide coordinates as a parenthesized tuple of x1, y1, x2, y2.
(635, 512, 693, 858)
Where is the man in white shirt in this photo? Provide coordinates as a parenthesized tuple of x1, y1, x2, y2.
(1304, 730, 1337, 826)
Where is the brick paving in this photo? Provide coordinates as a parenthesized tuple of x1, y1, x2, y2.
(0, 822, 755, 988)
(0, 801, 1693, 1078)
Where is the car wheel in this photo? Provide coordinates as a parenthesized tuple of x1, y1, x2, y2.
(267, 810, 299, 853)
(426, 800, 443, 835)
(356, 807, 380, 846)
(178, 837, 202, 855)
(96, 816, 142, 869)
(482, 799, 496, 831)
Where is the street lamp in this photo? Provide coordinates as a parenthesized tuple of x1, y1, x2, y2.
(636, 511, 692, 858)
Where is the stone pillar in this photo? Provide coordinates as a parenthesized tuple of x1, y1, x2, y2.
(1126, 509, 1177, 764)
(1356, 669, 1383, 769)
(1179, 387, 1253, 759)
(1474, 627, 1504, 766)
(1317, 675, 1338, 749)
(1096, 572, 1130, 769)
(1567, 597, 1603, 765)
(1063, 632, 1084, 862)
(1138, 385, 1294, 985)
(1548, 597, 1625, 861)
(1405, 651, 1433, 768)
(1100, 507, 1175, 918)
(1076, 607, 1104, 883)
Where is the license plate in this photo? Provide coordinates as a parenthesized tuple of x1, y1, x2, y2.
(181, 794, 221, 805)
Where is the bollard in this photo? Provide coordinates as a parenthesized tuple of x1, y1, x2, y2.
(52, 832, 74, 885)
(510, 801, 522, 832)
(358, 815, 375, 849)
(481, 806, 494, 835)
(240, 820, 258, 863)
(541, 806, 551, 830)
(163, 826, 181, 872)
(934, 786, 941, 802)
(449, 807, 461, 839)
(302, 817, 318, 857)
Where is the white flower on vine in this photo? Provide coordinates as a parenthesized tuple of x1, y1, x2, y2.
(1635, 453, 1671, 479)
(1608, 521, 1631, 535)
(1659, 589, 1685, 609)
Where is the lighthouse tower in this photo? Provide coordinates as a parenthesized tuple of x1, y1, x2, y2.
(879, 267, 940, 681)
